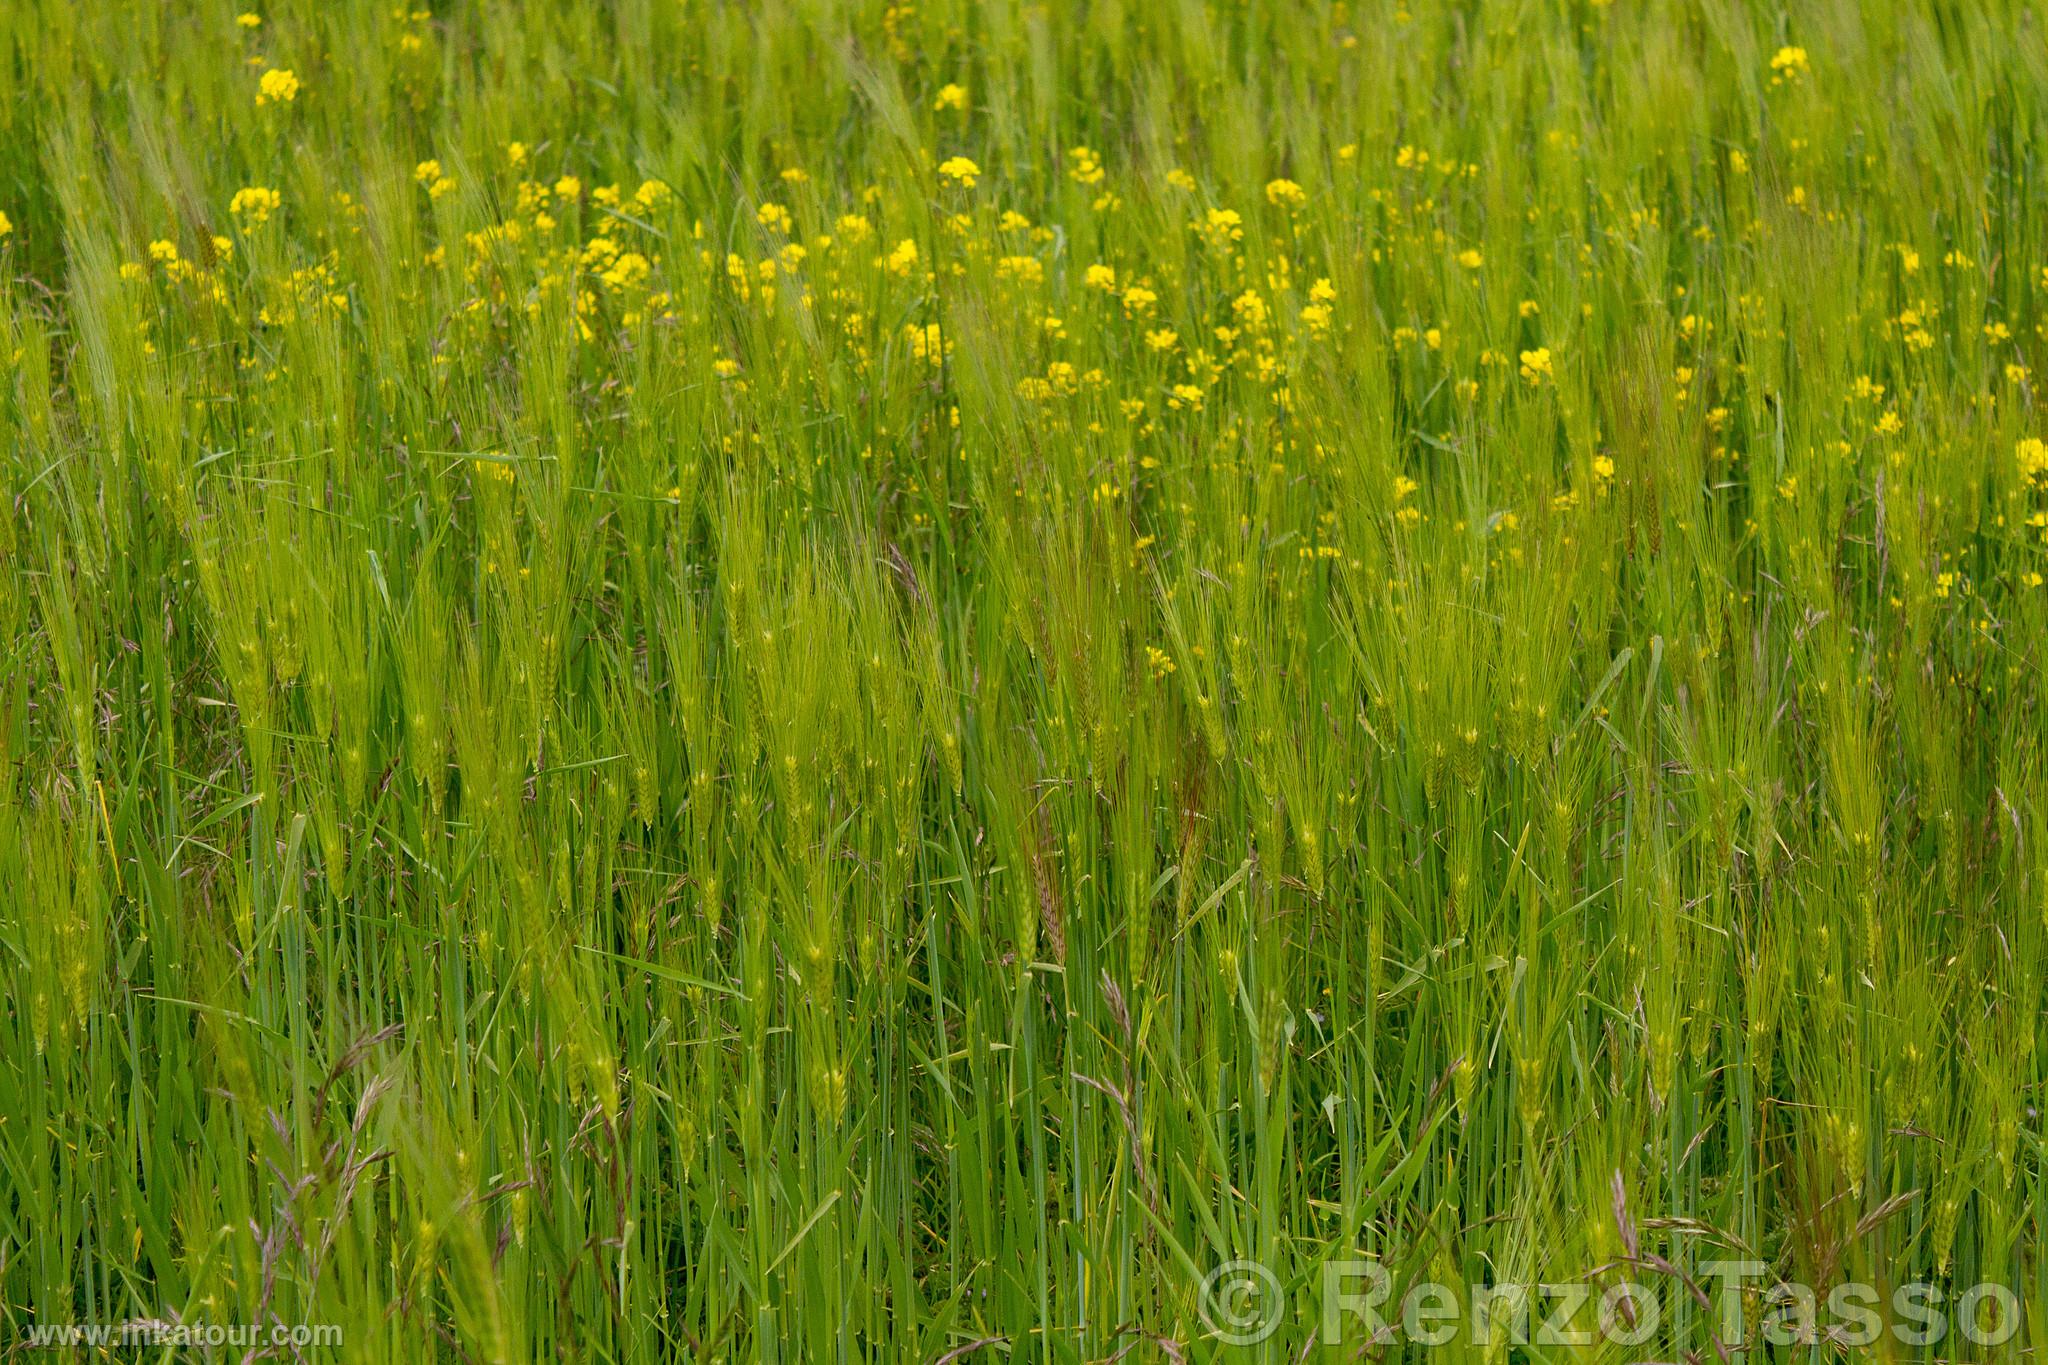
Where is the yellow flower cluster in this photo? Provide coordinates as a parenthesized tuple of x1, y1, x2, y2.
(255, 67, 298, 105)
(230, 186, 282, 224)
(414, 160, 457, 200)
(2019, 437, 2048, 488)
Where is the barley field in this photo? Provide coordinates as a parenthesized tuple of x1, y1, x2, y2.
(2, 0, 2046, 1360)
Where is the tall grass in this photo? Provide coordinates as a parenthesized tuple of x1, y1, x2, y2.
(2, 0, 2046, 1359)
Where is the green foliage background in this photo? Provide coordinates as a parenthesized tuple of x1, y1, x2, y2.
(1, 0, 2045, 1358)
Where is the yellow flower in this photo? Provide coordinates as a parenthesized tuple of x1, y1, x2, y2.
(230, 186, 281, 224)
(236, 12, 262, 28)
(1769, 46, 1810, 78)
(505, 141, 529, 167)
(937, 156, 981, 189)
(1165, 168, 1197, 191)
(756, 202, 793, 233)
(1518, 347, 1553, 383)
(712, 357, 741, 379)
(1194, 207, 1244, 250)
(413, 161, 455, 199)
(885, 239, 919, 276)
(256, 67, 299, 105)
(554, 174, 583, 201)
(2018, 437, 2048, 486)
(933, 82, 968, 112)
(905, 321, 950, 366)
(1145, 328, 1179, 353)
(0, 210, 12, 238)
(601, 252, 651, 291)
(1264, 178, 1306, 209)
(1084, 263, 1117, 291)
(1457, 248, 1484, 269)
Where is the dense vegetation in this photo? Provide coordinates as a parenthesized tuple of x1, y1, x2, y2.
(2, 0, 2046, 1358)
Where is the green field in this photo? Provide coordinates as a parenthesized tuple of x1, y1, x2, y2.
(2, 0, 2046, 1359)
